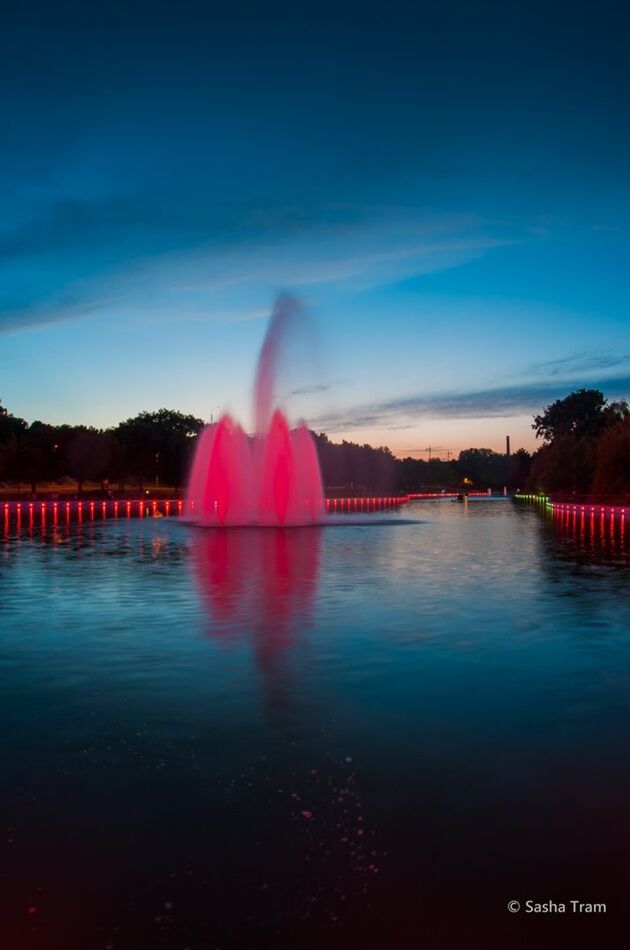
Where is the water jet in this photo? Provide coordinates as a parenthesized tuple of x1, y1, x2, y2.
(185, 295, 325, 526)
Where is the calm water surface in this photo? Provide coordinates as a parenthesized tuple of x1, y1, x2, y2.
(1, 499, 629, 949)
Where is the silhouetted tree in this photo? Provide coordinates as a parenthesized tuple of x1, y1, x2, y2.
(16, 422, 60, 493)
(398, 456, 459, 491)
(312, 432, 398, 493)
(533, 389, 628, 443)
(457, 448, 508, 489)
(529, 389, 629, 493)
(111, 409, 205, 490)
(528, 435, 594, 494)
(593, 417, 630, 493)
(66, 429, 112, 493)
(507, 448, 532, 490)
(0, 401, 28, 444)
(0, 403, 28, 486)
(0, 436, 19, 484)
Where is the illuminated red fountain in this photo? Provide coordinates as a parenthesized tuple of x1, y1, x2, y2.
(185, 295, 325, 526)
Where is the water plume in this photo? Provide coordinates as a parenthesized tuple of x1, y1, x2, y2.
(185, 295, 325, 526)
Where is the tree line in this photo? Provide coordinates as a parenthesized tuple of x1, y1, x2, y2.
(527, 389, 629, 494)
(0, 406, 205, 494)
(313, 433, 533, 494)
(0, 400, 527, 496)
(1, 388, 627, 496)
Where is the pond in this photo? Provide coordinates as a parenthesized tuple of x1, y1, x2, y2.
(2, 499, 629, 948)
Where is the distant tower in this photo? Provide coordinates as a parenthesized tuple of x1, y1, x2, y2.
(506, 435, 511, 457)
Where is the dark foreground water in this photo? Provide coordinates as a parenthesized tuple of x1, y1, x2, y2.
(1, 499, 629, 949)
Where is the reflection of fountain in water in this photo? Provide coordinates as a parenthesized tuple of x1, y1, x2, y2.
(190, 526, 322, 705)
(189, 525, 385, 924)
(186, 295, 325, 526)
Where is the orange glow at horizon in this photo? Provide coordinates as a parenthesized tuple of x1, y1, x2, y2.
(322, 413, 538, 459)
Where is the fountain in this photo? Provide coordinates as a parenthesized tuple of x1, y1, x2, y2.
(185, 295, 326, 526)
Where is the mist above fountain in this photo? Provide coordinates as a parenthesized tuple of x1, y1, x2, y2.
(185, 295, 325, 526)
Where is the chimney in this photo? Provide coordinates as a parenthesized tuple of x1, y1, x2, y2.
(506, 435, 511, 457)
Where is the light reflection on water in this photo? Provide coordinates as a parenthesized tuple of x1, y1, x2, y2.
(1, 499, 629, 948)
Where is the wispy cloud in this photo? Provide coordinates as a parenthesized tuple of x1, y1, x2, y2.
(174, 235, 510, 295)
(312, 372, 630, 432)
(0, 203, 513, 334)
(0, 290, 120, 332)
(522, 351, 630, 379)
(285, 384, 332, 397)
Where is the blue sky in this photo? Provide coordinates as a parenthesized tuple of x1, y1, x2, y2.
(1, 0, 629, 456)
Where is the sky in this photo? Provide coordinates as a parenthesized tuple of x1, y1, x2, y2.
(1, 0, 629, 457)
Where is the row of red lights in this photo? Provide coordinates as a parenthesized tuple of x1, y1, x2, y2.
(326, 496, 405, 511)
(551, 502, 626, 538)
(324, 492, 488, 511)
(2, 499, 184, 520)
(552, 503, 626, 520)
(1, 491, 501, 525)
(2, 497, 407, 520)
(407, 491, 489, 499)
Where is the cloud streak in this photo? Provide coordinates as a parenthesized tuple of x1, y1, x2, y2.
(521, 351, 630, 379)
(285, 384, 332, 396)
(312, 371, 630, 432)
(0, 291, 120, 333)
(0, 205, 512, 334)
